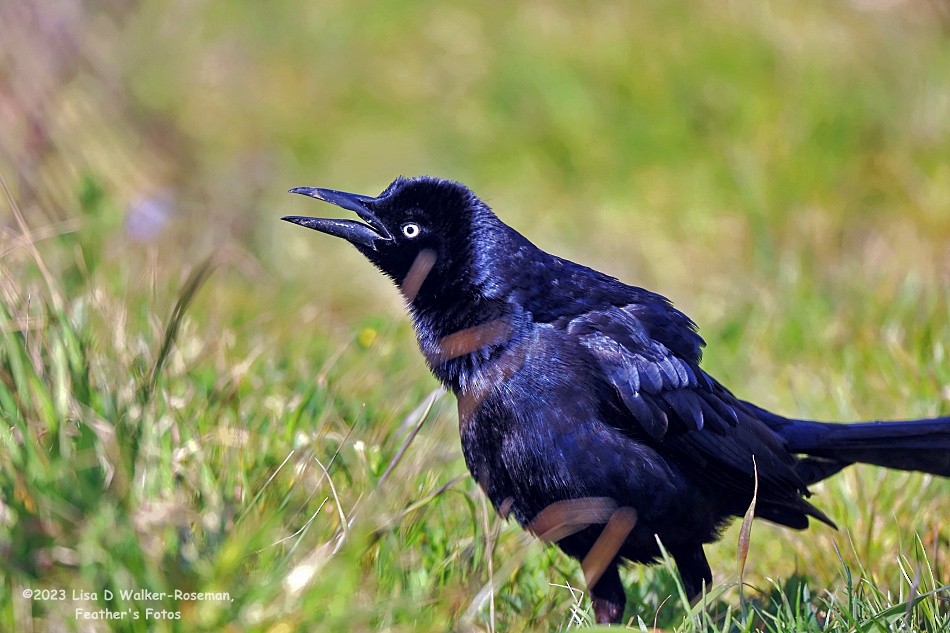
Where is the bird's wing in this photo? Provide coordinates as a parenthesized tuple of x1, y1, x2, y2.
(566, 304, 814, 508)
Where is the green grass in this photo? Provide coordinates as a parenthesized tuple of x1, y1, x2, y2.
(1, 0, 949, 631)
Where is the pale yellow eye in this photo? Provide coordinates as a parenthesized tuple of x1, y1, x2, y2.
(402, 223, 421, 238)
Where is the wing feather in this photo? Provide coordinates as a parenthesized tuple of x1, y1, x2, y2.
(567, 304, 817, 511)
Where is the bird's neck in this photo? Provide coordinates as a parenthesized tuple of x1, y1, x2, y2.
(410, 289, 525, 394)
(407, 220, 538, 392)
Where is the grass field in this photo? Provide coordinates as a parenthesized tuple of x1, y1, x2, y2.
(1, 1, 949, 630)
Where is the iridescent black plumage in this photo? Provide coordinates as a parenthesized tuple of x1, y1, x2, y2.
(284, 176, 950, 624)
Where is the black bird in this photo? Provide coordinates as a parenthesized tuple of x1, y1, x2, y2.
(283, 176, 950, 624)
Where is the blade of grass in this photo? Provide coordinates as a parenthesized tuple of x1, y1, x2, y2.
(738, 455, 758, 612)
(146, 255, 216, 400)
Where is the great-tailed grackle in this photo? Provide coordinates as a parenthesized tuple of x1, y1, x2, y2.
(283, 176, 950, 624)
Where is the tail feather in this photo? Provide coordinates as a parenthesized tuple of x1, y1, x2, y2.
(789, 418, 950, 477)
(751, 405, 950, 478)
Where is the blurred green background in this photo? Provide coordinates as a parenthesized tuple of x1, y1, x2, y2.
(1, 0, 948, 631)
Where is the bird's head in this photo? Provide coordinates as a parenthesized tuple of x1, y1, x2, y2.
(283, 176, 501, 305)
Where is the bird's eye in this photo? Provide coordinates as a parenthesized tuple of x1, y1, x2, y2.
(401, 223, 421, 238)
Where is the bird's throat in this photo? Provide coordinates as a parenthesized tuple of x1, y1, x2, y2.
(412, 299, 524, 394)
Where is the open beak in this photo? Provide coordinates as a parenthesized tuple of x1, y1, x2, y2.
(283, 187, 392, 249)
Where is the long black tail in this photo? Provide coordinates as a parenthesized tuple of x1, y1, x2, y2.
(753, 406, 950, 479)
